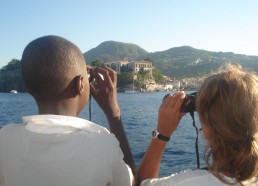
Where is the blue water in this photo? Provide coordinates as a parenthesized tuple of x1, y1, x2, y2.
(0, 92, 206, 177)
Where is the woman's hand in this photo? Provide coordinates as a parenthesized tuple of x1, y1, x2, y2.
(157, 91, 186, 137)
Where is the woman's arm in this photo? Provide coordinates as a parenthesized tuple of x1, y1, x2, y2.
(137, 91, 186, 185)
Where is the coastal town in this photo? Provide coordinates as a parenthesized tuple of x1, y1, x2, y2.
(0, 58, 211, 93)
(104, 59, 203, 92)
(1, 43, 257, 93)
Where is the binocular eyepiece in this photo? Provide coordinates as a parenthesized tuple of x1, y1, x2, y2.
(88, 70, 94, 84)
(163, 92, 197, 113)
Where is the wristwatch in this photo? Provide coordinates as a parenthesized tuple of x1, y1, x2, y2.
(152, 129, 170, 142)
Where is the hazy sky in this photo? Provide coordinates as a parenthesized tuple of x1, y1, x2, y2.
(1, 0, 257, 68)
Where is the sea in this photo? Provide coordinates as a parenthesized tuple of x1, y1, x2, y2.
(0, 91, 207, 177)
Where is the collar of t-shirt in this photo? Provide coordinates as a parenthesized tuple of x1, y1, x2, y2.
(22, 115, 96, 134)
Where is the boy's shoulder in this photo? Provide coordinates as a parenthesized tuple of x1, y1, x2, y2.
(0, 124, 24, 144)
(0, 123, 23, 134)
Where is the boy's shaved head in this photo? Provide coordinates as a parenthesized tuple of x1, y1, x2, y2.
(21, 35, 86, 101)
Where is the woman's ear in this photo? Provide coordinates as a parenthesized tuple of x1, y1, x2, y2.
(74, 75, 84, 95)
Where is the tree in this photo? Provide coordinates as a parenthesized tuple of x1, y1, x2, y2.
(91, 60, 104, 67)
(1, 59, 21, 72)
(136, 68, 152, 89)
(120, 64, 133, 73)
(0, 59, 24, 92)
(137, 68, 150, 81)
(144, 57, 154, 62)
(152, 67, 165, 84)
(117, 72, 133, 88)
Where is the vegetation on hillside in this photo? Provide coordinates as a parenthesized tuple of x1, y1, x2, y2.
(0, 59, 24, 92)
(1, 41, 258, 92)
(84, 42, 258, 78)
(91, 60, 104, 67)
(152, 68, 165, 84)
(1, 59, 21, 72)
(84, 41, 148, 63)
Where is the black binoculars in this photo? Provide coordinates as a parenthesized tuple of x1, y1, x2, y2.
(163, 92, 197, 113)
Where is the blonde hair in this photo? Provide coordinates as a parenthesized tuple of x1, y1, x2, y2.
(196, 64, 258, 185)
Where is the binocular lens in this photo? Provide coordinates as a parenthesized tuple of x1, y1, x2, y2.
(162, 92, 197, 113)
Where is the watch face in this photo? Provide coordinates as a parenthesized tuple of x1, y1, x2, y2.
(152, 130, 157, 137)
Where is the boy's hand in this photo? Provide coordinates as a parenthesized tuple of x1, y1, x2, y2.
(89, 66, 120, 119)
(89, 66, 137, 179)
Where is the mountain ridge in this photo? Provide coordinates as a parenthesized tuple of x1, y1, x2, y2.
(1, 41, 258, 92)
(83, 41, 258, 78)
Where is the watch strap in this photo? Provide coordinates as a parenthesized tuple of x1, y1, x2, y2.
(152, 129, 170, 142)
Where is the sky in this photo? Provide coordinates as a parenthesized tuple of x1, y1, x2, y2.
(0, 0, 258, 68)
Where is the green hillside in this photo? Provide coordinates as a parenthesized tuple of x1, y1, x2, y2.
(84, 43, 258, 78)
(146, 46, 258, 77)
(1, 41, 258, 92)
(84, 41, 148, 63)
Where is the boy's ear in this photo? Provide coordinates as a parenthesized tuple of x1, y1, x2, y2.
(74, 75, 84, 95)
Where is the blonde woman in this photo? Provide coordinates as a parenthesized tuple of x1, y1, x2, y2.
(138, 64, 258, 186)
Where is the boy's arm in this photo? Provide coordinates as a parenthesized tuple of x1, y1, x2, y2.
(107, 115, 136, 185)
(89, 66, 136, 183)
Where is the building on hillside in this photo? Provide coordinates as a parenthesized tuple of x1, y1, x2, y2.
(131, 61, 152, 75)
(105, 60, 153, 75)
(181, 80, 188, 89)
(104, 60, 130, 74)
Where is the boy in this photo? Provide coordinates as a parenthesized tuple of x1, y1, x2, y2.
(0, 35, 135, 186)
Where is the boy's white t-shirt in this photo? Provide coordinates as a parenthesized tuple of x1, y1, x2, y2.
(0, 115, 133, 186)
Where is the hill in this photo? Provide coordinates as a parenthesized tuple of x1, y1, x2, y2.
(84, 43, 258, 78)
(145, 46, 258, 77)
(84, 41, 148, 63)
(1, 42, 258, 92)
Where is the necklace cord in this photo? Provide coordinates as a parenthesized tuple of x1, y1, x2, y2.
(190, 111, 200, 169)
(89, 93, 92, 121)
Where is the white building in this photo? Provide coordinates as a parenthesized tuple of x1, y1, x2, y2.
(105, 60, 152, 75)
(104, 60, 130, 74)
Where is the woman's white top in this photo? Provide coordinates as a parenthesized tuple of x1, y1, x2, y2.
(141, 169, 257, 186)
